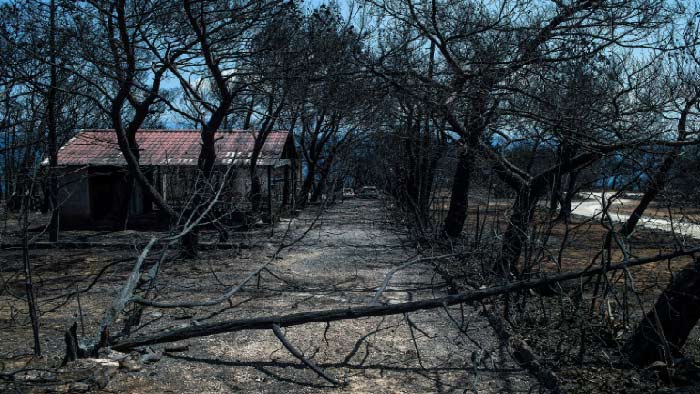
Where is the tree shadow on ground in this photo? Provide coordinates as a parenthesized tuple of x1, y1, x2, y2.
(166, 353, 524, 390)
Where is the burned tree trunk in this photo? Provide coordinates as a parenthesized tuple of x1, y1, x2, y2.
(115, 131, 140, 231)
(624, 261, 700, 366)
(309, 172, 327, 203)
(182, 124, 220, 257)
(191, 92, 238, 251)
(249, 134, 267, 213)
(443, 120, 481, 237)
(309, 151, 338, 203)
(443, 149, 471, 237)
(557, 171, 578, 223)
(548, 169, 563, 217)
(297, 162, 316, 208)
(494, 187, 542, 277)
(618, 93, 696, 237)
(418, 129, 440, 222)
(22, 193, 41, 356)
(117, 174, 135, 231)
(47, 0, 59, 242)
(249, 95, 285, 213)
(198, 126, 218, 178)
(249, 128, 272, 214)
(396, 111, 441, 231)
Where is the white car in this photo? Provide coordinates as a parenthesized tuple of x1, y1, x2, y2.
(342, 188, 356, 199)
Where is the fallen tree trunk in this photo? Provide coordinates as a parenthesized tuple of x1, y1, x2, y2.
(482, 305, 562, 393)
(624, 260, 700, 366)
(64, 238, 156, 362)
(111, 248, 700, 351)
(1, 241, 250, 250)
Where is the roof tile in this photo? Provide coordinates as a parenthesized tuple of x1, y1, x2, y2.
(57, 129, 291, 166)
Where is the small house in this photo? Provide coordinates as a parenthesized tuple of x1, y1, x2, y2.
(53, 129, 299, 229)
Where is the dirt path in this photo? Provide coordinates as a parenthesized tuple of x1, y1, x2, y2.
(572, 192, 700, 239)
(108, 200, 533, 393)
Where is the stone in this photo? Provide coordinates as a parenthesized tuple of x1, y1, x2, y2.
(69, 382, 90, 392)
(140, 352, 162, 363)
(118, 356, 141, 372)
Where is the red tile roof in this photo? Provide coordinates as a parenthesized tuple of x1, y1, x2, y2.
(56, 129, 292, 167)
